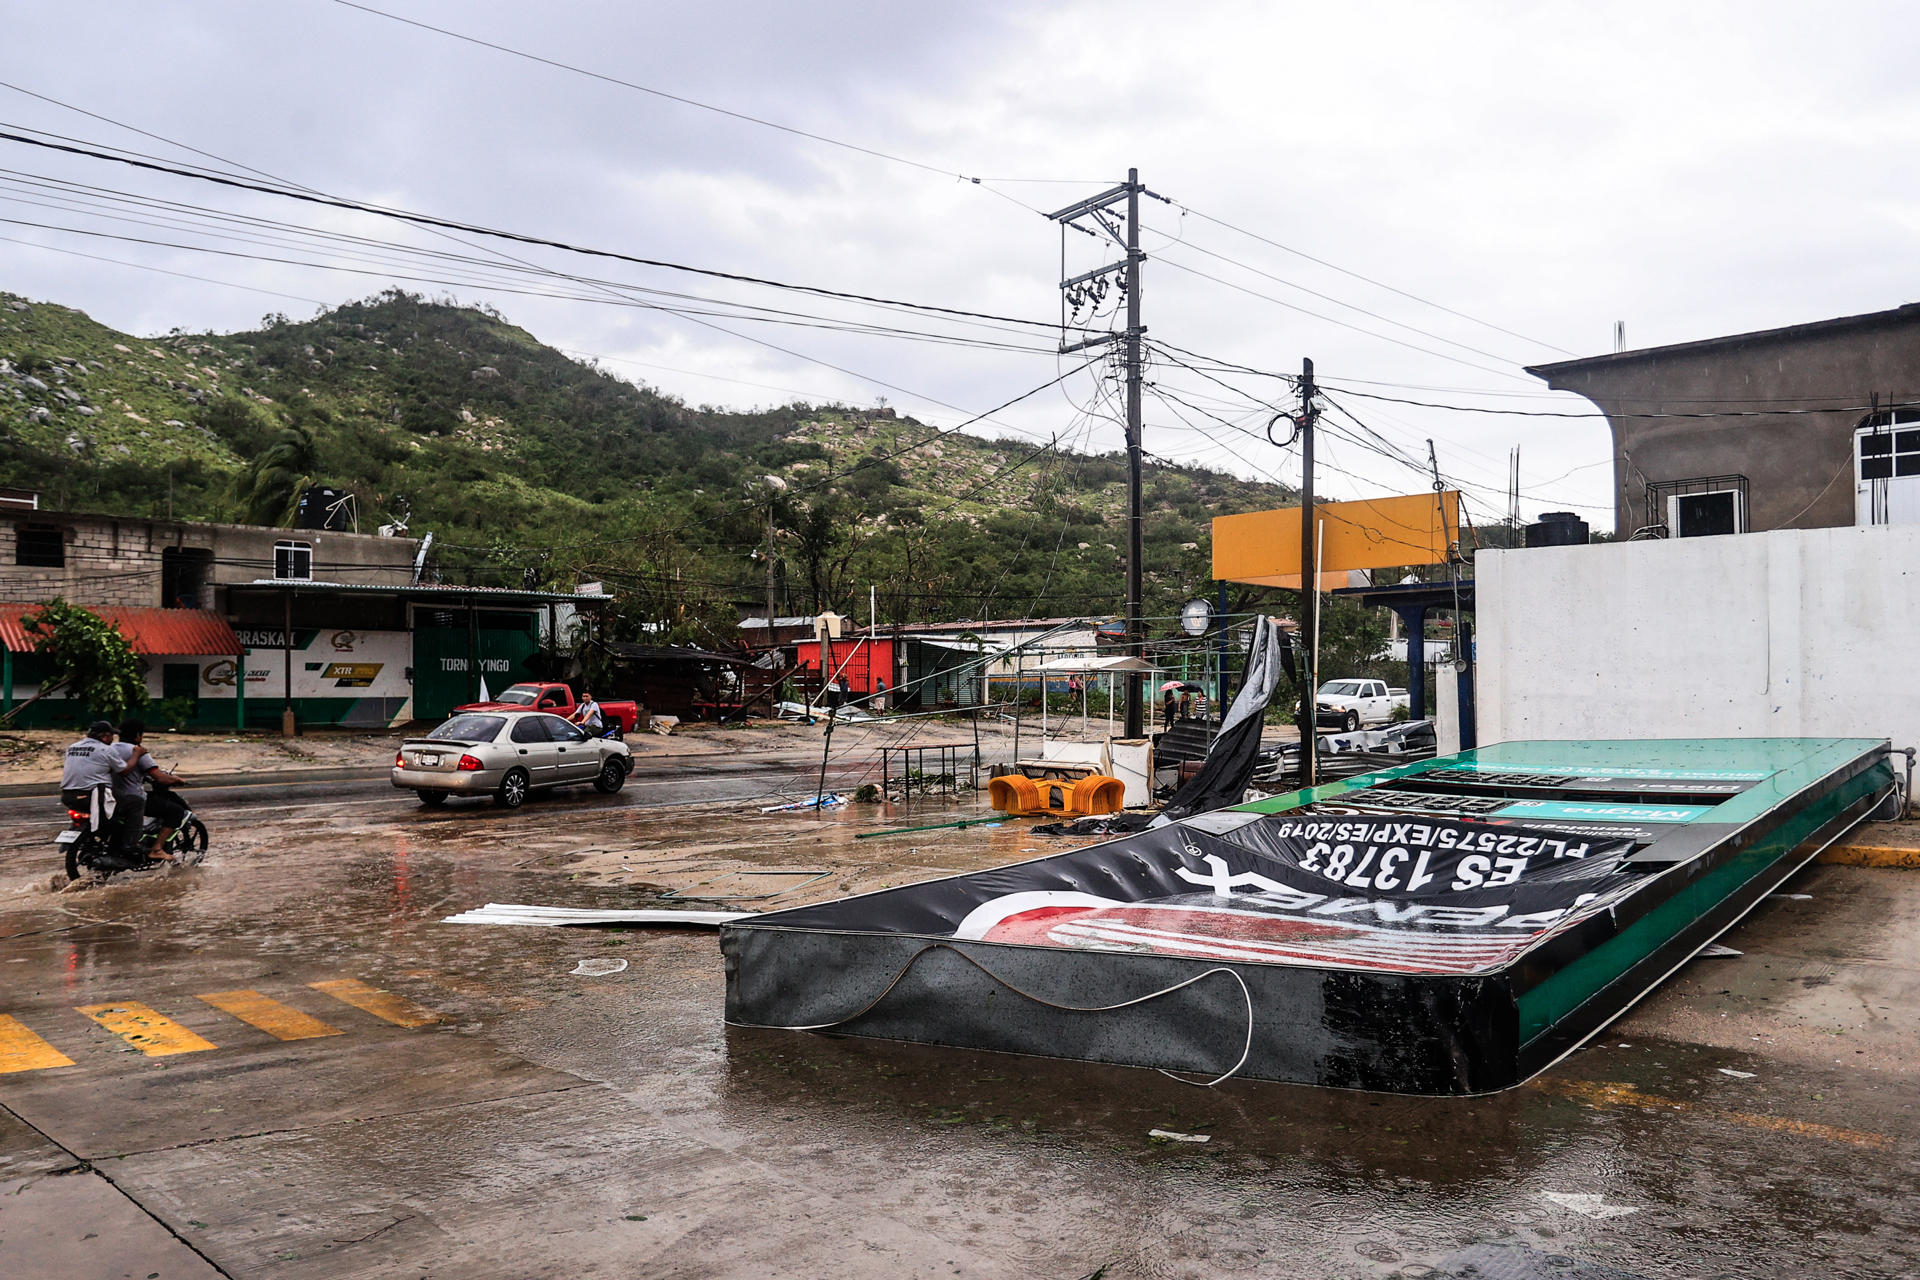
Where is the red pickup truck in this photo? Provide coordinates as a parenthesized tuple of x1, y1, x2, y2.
(454, 683, 641, 738)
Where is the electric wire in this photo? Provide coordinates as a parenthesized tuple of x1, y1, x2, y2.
(1166, 200, 1578, 356)
(0, 127, 1065, 332)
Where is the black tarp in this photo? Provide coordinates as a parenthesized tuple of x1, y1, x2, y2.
(1155, 615, 1284, 822)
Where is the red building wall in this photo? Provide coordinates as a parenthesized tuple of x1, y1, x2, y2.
(794, 636, 893, 694)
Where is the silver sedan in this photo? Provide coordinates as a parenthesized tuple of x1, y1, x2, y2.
(392, 710, 633, 808)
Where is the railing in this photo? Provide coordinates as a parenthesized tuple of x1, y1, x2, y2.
(879, 743, 978, 799)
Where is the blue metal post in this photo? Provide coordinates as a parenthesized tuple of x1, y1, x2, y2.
(1400, 605, 1427, 720)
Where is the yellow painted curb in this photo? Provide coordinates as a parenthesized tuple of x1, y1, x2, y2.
(1819, 844, 1920, 868)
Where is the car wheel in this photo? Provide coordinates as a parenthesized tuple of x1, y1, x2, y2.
(418, 790, 448, 808)
(495, 768, 530, 809)
(593, 758, 627, 794)
(1345, 711, 1361, 732)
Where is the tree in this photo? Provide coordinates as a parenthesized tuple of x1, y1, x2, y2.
(11, 600, 147, 723)
(237, 421, 318, 526)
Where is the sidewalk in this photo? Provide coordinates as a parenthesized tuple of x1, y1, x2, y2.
(1821, 819, 1920, 867)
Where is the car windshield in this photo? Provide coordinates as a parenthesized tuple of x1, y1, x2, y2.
(493, 688, 538, 706)
(1320, 681, 1364, 696)
(427, 714, 504, 742)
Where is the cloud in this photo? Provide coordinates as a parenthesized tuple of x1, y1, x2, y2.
(6, 0, 1918, 526)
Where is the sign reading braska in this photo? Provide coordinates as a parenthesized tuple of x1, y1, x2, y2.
(953, 816, 1641, 976)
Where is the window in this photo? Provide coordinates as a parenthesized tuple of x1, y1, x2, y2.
(427, 714, 504, 743)
(273, 540, 312, 580)
(1858, 427, 1920, 480)
(15, 523, 63, 567)
(544, 716, 587, 743)
(509, 717, 550, 744)
(161, 546, 213, 608)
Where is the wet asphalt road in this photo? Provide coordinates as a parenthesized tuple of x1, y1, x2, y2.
(1, 773, 1918, 1279)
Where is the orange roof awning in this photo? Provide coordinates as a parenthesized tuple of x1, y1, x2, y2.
(0, 605, 241, 656)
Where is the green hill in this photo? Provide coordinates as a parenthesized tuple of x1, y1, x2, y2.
(0, 289, 1296, 643)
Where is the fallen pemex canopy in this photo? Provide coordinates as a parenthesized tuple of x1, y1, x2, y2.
(723, 738, 1896, 1095)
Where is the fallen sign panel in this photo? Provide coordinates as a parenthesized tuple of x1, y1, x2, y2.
(723, 738, 1896, 1095)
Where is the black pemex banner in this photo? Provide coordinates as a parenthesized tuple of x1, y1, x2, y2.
(942, 814, 1643, 976)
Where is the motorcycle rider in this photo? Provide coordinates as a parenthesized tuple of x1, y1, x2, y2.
(569, 689, 605, 736)
(59, 720, 136, 870)
(112, 719, 187, 862)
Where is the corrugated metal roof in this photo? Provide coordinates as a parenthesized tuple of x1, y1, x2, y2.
(229, 581, 609, 602)
(0, 605, 241, 655)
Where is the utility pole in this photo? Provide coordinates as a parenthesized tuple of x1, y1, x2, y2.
(763, 500, 778, 655)
(1049, 168, 1162, 738)
(1298, 358, 1319, 789)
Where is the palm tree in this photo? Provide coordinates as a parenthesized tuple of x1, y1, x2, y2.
(237, 423, 318, 526)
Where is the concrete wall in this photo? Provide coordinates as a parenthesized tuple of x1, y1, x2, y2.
(1532, 308, 1920, 536)
(1478, 527, 1920, 752)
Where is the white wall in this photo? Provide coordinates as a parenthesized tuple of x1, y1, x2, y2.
(1478, 526, 1920, 751)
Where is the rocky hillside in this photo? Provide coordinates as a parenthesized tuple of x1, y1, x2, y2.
(0, 289, 1295, 640)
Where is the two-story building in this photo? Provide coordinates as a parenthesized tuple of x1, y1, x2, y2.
(1526, 302, 1920, 537)
(1476, 305, 1920, 760)
(2, 501, 608, 729)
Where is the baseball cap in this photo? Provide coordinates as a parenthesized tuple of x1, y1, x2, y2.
(87, 720, 116, 738)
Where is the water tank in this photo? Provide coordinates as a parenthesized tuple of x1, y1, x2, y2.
(1523, 511, 1589, 547)
(295, 486, 351, 530)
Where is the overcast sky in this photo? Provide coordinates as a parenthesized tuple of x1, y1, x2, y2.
(7, 1, 1919, 525)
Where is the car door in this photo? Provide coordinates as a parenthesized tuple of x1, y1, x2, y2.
(542, 714, 598, 782)
(1366, 681, 1388, 722)
(507, 715, 560, 785)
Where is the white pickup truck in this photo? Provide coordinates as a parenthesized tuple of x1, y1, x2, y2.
(1315, 678, 1410, 731)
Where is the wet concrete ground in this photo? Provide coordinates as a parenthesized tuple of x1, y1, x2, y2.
(2, 773, 1917, 1279)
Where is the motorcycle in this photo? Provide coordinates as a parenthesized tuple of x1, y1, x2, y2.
(55, 779, 208, 881)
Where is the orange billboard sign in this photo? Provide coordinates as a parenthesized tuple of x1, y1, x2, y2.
(1212, 491, 1460, 589)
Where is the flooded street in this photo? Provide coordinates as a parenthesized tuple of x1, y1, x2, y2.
(2, 776, 1917, 1279)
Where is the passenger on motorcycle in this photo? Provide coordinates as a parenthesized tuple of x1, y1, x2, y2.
(60, 720, 134, 868)
(112, 719, 187, 862)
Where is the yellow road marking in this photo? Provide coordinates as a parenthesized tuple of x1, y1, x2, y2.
(76, 1001, 217, 1057)
(196, 990, 343, 1041)
(1535, 1078, 1891, 1150)
(308, 978, 443, 1027)
(0, 1014, 73, 1073)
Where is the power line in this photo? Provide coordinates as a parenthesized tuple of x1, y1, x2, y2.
(1319, 382, 1882, 422)
(1167, 200, 1578, 357)
(0, 207, 1064, 356)
(1153, 234, 1537, 368)
(1151, 255, 1532, 383)
(0, 231, 327, 306)
(0, 127, 1063, 332)
(327, 0, 1080, 219)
